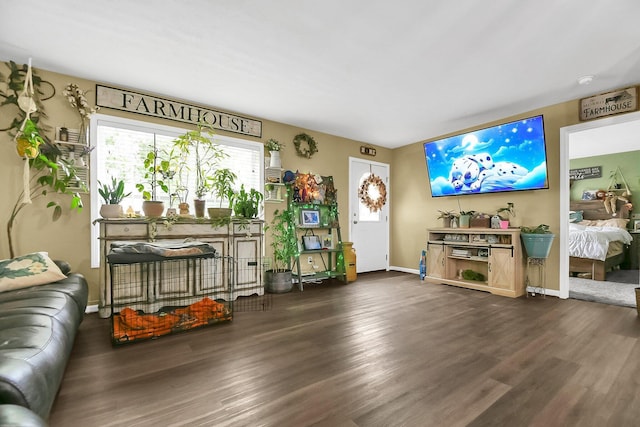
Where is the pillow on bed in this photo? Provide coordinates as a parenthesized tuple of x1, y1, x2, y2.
(0, 252, 67, 292)
(579, 218, 629, 228)
(569, 211, 583, 223)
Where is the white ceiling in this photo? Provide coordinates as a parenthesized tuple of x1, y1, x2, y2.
(1, 0, 640, 149)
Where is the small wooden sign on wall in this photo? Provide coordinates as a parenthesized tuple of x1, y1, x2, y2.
(580, 87, 637, 121)
(569, 166, 602, 180)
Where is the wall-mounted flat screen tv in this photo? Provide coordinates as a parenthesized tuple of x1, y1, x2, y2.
(424, 115, 549, 197)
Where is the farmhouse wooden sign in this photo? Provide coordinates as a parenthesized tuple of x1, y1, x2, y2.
(569, 166, 602, 180)
(580, 86, 637, 121)
(96, 85, 262, 137)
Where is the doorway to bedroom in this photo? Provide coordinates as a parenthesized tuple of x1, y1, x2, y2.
(561, 112, 640, 308)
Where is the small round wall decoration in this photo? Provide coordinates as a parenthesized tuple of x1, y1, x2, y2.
(358, 174, 387, 212)
(293, 133, 318, 159)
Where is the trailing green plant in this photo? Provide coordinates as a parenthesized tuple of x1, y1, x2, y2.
(7, 146, 83, 258)
(2, 64, 81, 258)
(265, 207, 297, 272)
(520, 224, 552, 234)
(231, 184, 263, 218)
(265, 138, 284, 151)
(172, 122, 226, 199)
(98, 177, 131, 205)
(0, 60, 53, 137)
(210, 168, 237, 208)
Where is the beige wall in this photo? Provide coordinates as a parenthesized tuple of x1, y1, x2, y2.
(0, 63, 391, 306)
(3, 61, 634, 303)
(391, 101, 579, 291)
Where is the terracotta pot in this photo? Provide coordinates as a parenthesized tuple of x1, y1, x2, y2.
(142, 200, 164, 217)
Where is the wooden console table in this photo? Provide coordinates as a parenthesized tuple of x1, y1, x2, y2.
(97, 218, 263, 318)
(425, 227, 525, 298)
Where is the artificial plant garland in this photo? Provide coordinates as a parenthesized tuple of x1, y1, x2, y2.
(293, 133, 318, 159)
(358, 174, 387, 212)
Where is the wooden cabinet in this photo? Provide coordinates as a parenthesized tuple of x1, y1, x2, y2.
(425, 242, 445, 278)
(425, 228, 524, 298)
(98, 218, 263, 317)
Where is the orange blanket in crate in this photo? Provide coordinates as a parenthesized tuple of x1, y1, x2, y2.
(113, 297, 230, 342)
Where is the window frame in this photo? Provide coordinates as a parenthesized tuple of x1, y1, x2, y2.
(89, 113, 264, 267)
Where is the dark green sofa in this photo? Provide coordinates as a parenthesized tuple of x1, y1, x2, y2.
(0, 264, 88, 424)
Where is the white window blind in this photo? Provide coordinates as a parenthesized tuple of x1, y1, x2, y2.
(89, 114, 264, 267)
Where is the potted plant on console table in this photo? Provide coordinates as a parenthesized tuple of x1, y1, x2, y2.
(520, 224, 555, 259)
(173, 123, 226, 218)
(98, 177, 131, 218)
(437, 210, 457, 228)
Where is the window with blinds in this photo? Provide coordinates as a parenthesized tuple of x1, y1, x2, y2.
(89, 114, 264, 267)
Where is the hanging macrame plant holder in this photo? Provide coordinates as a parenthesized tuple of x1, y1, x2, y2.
(14, 59, 39, 205)
(607, 166, 632, 197)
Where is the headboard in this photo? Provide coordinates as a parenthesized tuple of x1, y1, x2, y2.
(570, 199, 631, 220)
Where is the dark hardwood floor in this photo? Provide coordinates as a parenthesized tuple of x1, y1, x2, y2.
(49, 272, 640, 426)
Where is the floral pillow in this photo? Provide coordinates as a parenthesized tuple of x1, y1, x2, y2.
(0, 252, 67, 292)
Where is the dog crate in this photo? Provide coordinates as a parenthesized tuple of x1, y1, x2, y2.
(107, 242, 233, 345)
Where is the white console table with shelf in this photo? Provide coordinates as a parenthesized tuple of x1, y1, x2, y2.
(97, 218, 263, 317)
(425, 227, 525, 298)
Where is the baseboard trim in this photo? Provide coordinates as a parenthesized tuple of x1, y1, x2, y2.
(389, 266, 419, 275)
(526, 287, 561, 298)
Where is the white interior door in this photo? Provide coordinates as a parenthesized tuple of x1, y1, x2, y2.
(349, 157, 390, 273)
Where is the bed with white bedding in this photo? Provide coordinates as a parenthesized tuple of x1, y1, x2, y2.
(569, 199, 633, 280)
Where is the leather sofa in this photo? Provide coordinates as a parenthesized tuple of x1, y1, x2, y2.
(0, 262, 88, 424)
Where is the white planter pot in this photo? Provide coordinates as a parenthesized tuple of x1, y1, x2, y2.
(269, 151, 281, 168)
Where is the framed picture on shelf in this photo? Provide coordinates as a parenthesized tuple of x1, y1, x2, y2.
(300, 209, 320, 227)
(321, 234, 334, 249)
(302, 235, 322, 250)
(634, 220, 640, 231)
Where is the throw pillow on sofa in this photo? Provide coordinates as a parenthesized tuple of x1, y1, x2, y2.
(0, 252, 67, 292)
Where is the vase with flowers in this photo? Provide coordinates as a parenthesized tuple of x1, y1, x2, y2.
(62, 83, 98, 146)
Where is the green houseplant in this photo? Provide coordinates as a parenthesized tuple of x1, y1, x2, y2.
(266, 138, 284, 168)
(264, 207, 297, 293)
(437, 210, 457, 228)
(207, 168, 237, 218)
(231, 184, 263, 219)
(173, 123, 226, 217)
(520, 224, 555, 258)
(98, 177, 131, 218)
(136, 147, 174, 217)
(458, 210, 476, 228)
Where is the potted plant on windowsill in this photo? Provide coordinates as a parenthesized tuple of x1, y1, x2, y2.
(208, 168, 237, 219)
(231, 184, 264, 219)
(173, 123, 226, 218)
(264, 207, 297, 293)
(136, 146, 177, 217)
(265, 138, 284, 168)
(520, 224, 555, 258)
(98, 177, 131, 218)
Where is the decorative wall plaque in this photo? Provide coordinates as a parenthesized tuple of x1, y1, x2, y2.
(580, 87, 637, 121)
